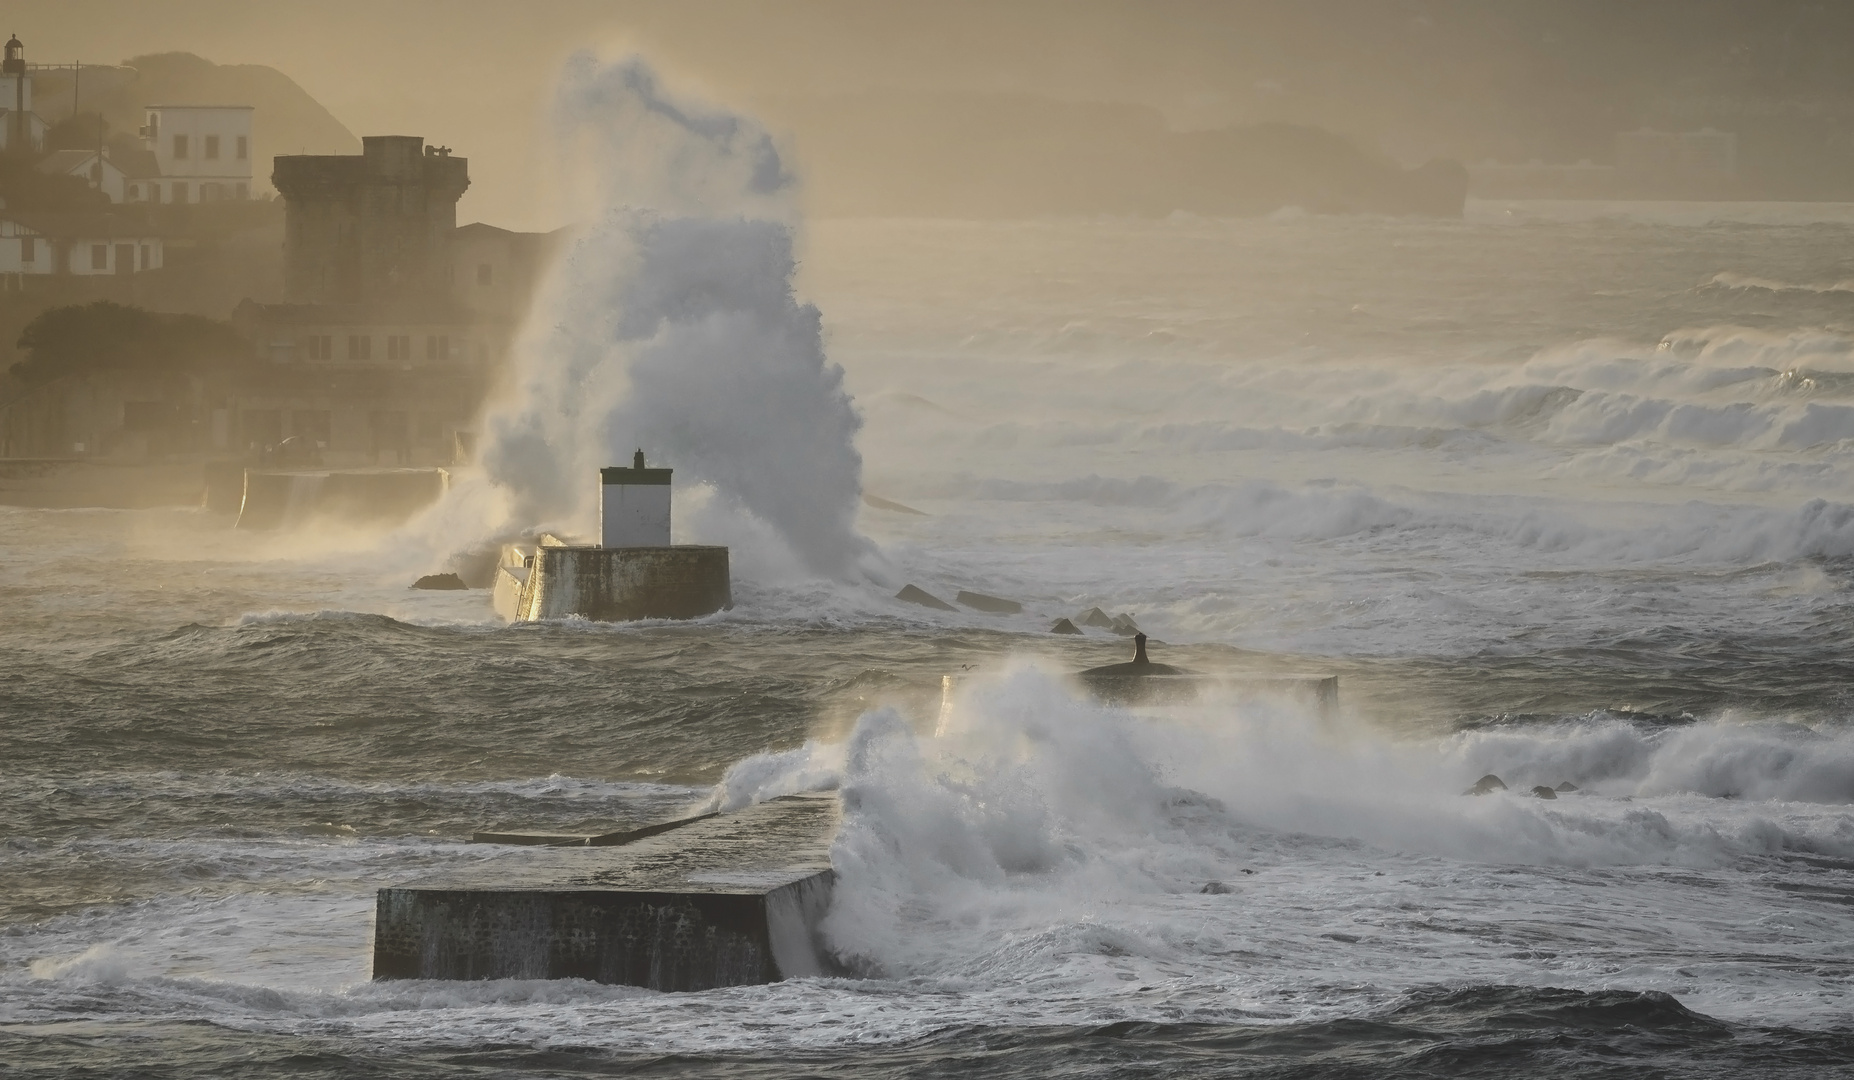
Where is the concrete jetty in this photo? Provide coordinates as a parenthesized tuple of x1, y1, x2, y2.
(491, 453, 731, 622)
(226, 466, 449, 529)
(373, 794, 839, 990)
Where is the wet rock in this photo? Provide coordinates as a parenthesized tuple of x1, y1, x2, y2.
(1531, 785, 1558, 800)
(411, 573, 468, 590)
(1321, 932, 1361, 943)
(1077, 606, 1117, 629)
(957, 590, 1023, 615)
(1555, 782, 1579, 793)
(1050, 618, 1083, 635)
(895, 584, 958, 611)
(1200, 881, 1234, 894)
(1464, 774, 1507, 796)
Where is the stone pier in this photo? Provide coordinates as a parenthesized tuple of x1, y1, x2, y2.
(372, 794, 840, 990)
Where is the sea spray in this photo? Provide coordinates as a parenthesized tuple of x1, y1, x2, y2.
(699, 664, 1854, 975)
(475, 55, 877, 580)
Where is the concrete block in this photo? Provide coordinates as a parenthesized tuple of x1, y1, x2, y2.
(500, 544, 731, 622)
(896, 584, 957, 611)
(373, 794, 840, 990)
(957, 590, 1022, 614)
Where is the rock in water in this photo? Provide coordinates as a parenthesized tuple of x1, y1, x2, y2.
(1555, 782, 1580, 793)
(1050, 618, 1083, 635)
(1200, 881, 1234, 895)
(957, 590, 1023, 614)
(411, 573, 469, 590)
(1531, 785, 1559, 800)
(1076, 606, 1117, 628)
(895, 584, 958, 611)
(1464, 774, 1507, 796)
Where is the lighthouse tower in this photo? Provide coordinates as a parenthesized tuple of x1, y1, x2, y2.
(599, 449, 672, 548)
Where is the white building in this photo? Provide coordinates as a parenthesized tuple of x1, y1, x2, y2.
(0, 213, 164, 280)
(141, 105, 254, 203)
(0, 35, 48, 155)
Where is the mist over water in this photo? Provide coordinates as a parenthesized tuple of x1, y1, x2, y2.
(476, 56, 874, 580)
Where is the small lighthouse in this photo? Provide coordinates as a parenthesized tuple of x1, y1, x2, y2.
(491, 451, 730, 623)
(600, 449, 672, 548)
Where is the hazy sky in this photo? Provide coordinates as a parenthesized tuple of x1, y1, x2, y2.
(18, 0, 1265, 229)
(14, 2, 1854, 226)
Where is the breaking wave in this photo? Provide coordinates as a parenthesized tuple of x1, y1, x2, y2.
(465, 55, 877, 580)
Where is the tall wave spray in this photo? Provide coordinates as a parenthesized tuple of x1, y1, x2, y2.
(478, 54, 876, 581)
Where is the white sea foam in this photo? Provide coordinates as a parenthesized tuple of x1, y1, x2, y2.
(446, 55, 878, 581)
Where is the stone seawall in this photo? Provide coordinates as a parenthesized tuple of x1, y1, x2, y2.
(374, 794, 840, 991)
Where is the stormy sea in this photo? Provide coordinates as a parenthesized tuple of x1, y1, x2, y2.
(9, 67, 1854, 1077)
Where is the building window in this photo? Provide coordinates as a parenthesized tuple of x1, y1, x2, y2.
(236, 135, 248, 160)
(20, 237, 33, 263)
(128, 184, 140, 200)
(91, 244, 108, 271)
(204, 134, 220, 160)
(140, 243, 151, 270)
(476, 263, 492, 286)
(348, 335, 373, 361)
(386, 334, 411, 361)
(173, 134, 189, 160)
(115, 244, 134, 274)
(172, 182, 188, 203)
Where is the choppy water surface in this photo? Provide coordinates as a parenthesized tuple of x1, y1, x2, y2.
(7, 203, 1854, 1076)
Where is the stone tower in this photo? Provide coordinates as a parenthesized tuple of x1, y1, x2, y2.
(271, 136, 470, 308)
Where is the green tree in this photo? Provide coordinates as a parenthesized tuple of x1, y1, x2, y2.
(11, 301, 252, 385)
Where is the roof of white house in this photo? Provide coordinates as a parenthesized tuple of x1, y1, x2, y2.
(33, 149, 114, 176)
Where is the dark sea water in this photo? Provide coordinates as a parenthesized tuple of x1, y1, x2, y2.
(7, 203, 1854, 1075)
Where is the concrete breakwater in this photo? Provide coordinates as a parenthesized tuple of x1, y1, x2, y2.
(373, 794, 840, 991)
(491, 535, 731, 622)
(220, 466, 450, 529)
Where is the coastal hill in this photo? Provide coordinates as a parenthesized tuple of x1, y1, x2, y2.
(756, 92, 1467, 218)
(32, 52, 359, 192)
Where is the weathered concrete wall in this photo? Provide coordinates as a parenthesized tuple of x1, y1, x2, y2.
(234, 467, 448, 530)
(374, 794, 840, 991)
(373, 886, 802, 987)
(512, 545, 730, 622)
